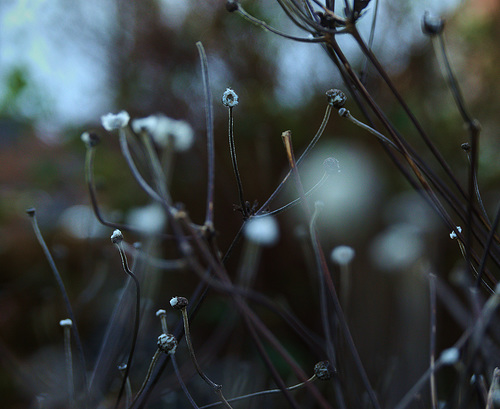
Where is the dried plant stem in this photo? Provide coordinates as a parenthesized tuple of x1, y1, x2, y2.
(113, 241, 141, 409)
(61, 322, 75, 407)
(429, 273, 438, 409)
(338, 108, 401, 152)
(197, 41, 216, 231)
(227, 106, 247, 218)
(485, 368, 500, 409)
(179, 306, 233, 409)
(26, 209, 88, 402)
(235, 4, 326, 43)
(118, 364, 132, 408)
(199, 375, 317, 408)
(134, 349, 162, 403)
(256, 171, 330, 217)
(257, 103, 332, 214)
(281, 132, 378, 409)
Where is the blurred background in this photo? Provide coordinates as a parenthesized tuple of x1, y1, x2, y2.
(1, 0, 499, 407)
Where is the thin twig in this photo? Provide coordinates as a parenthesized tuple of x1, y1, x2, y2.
(196, 42, 216, 231)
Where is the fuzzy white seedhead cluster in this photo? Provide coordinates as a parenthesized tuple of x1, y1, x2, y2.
(157, 333, 177, 355)
(222, 88, 239, 108)
(331, 245, 355, 265)
(244, 216, 280, 246)
(131, 114, 194, 152)
(101, 111, 130, 131)
(449, 226, 462, 240)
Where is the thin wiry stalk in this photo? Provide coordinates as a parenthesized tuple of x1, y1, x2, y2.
(227, 106, 247, 218)
(476, 205, 500, 288)
(429, 273, 438, 409)
(256, 171, 330, 217)
(350, 28, 469, 199)
(172, 356, 200, 409)
(85, 145, 134, 231)
(196, 42, 216, 231)
(175, 213, 331, 408)
(235, 3, 326, 42)
(309, 202, 336, 366)
(199, 375, 317, 408)
(113, 240, 141, 409)
(360, 0, 379, 85)
(177, 306, 233, 409)
(280, 132, 379, 409)
(26, 209, 89, 405)
(257, 102, 332, 214)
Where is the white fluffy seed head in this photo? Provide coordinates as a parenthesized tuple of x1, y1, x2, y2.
(101, 111, 130, 131)
(222, 88, 239, 108)
(59, 319, 73, 327)
(449, 226, 462, 239)
(244, 216, 280, 246)
(132, 115, 194, 152)
(439, 348, 460, 365)
(111, 229, 123, 244)
(331, 245, 355, 265)
(157, 333, 177, 354)
(156, 309, 166, 317)
(170, 296, 189, 310)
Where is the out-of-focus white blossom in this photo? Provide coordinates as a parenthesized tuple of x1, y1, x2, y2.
(244, 216, 280, 246)
(439, 348, 460, 365)
(101, 111, 130, 131)
(132, 114, 194, 151)
(126, 203, 166, 234)
(331, 245, 355, 265)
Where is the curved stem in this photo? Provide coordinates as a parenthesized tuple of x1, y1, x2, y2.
(113, 241, 141, 409)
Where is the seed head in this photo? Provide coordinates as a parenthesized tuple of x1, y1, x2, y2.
(226, 0, 239, 12)
(314, 361, 335, 380)
(111, 229, 124, 244)
(156, 309, 167, 317)
(326, 89, 347, 109)
(81, 132, 100, 148)
(157, 333, 177, 355)
(170, 296, 189, 310)
(59, 319, 73, 328)
(323, 157, 341, 175)
(101, 111, 130, 131)
(422, 12, 445, 36)
(461, 142, 471, 152)
(222, 88, 239, 108)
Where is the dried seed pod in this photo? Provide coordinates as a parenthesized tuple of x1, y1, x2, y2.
(226, 0, 239, 12)
(222, 88, 239, 108)
(157, 333, 177, 355)
(326, 89, 347, 109)
(170, 296, 189, 310)
(422, 12, 445, 36)
(314, 360, 335, 380)
(111, 229, 124, 244)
